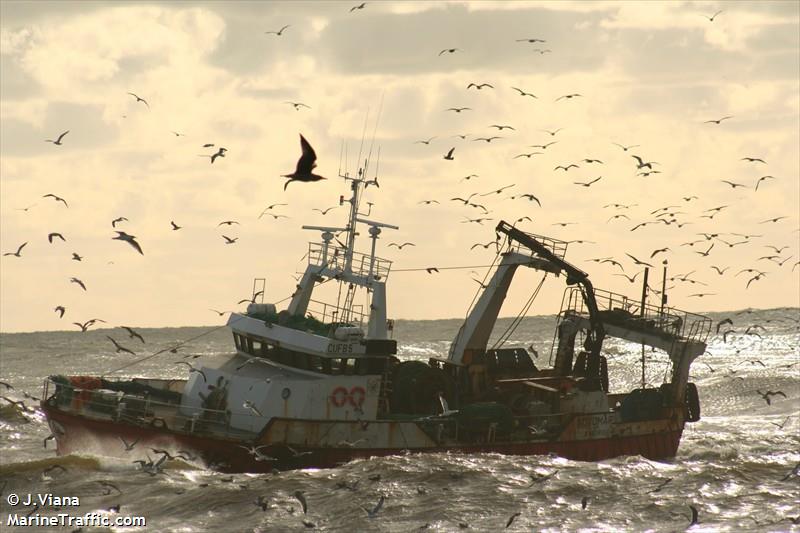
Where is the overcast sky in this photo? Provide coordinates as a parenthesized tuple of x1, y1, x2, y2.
(1, 0, 798, 333)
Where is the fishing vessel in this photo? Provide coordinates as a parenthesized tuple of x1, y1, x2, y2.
(41, 164, 711, 473)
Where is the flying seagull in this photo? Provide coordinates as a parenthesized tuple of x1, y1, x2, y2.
(443, 147, 455, 160)
(285, 101, 311, 110)
(265, 25, 291, 35)
(127, 92, 149, 108)
(112, 231, 144, 255)
(107, 336, 135, 355)
(3, 242, 27, 257)
(42, 194, 68, 207)
(45, 130, 69, 145)
(282, 134, 326, 190)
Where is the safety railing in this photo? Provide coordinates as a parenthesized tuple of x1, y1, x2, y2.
(505, 230, 570, 261)
(308, 242, 392, 280)
(559, 286, 712, 343)
(306, 299, 366, 328)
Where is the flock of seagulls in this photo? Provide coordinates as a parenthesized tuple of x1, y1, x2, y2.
(1, 4, 797, 530)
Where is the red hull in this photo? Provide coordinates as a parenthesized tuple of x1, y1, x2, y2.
(43, 406, 683, 473)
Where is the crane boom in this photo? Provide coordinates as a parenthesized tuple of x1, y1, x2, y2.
(495, 221, 607, 385)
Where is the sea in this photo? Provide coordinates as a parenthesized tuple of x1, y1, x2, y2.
(1, 308, 798, 532)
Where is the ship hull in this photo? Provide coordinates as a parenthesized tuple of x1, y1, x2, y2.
(42, 405, 684, 473)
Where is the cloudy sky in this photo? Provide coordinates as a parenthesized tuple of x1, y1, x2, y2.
(1, 0, 798, 333)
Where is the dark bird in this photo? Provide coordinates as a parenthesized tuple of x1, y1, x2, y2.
(439, 48, 461, 56)
(209, 308, 226, 316)
(106, 336, 135, 355)
(613, 142, 640, 151)
(689, 505, 699, 526)
(222, 235, 238, 245)
(625, 253, 653, 267)
(474, 136, 502, 143)
(121, 326, 145, 343)
(294, 490, 308, 514)
(110, 217, 128, 229)
(552, 221, 577, 227)
(72, 318, 104, 331)
(127, 92, 149, 108)
(363, 495, 385, 518)
(489, 124, 514, 131)
(755, 175, 775, 191)
(694, 243, 714, 257)
(388, 242, 415, 249)
(516, 38, 546, 43)
(646, 477, 673, 493)
(554, 164, 579, 171)
(703, 10, 723, 21)
(467, 83, 493, 90)
(721, 180, 746, 189)
(350, 2, 366, 12)
(313, 206, 338, 215)
(71, 252, 82, 261)
(511, 87, 537, 98)
(285, 101, 311, 110)
(530, 141, 558, 149)
(446, 107, 471, 113)
(471, 241, 495, 250)
(481, 184, 514, 196)
(741, 157, 766, 163)
(715, 318, 733, 334)
(505, 512, 521, 528)
(710, 265, 729, 275)
(555, 93, 582, 101)
(70, 277, 87, 291)
(283, 134, 326, 190)
(689, 293, 715, 298)
(757, 390, 787, 406)
(3, 242, 27, 257)
(414, 136, 436, 145)
(771, 416, 791, 429)
(54, 305, 66, 318)
(170, 221, 182, 230)
(218, 220, 240, 227)
(265, 24, 291, 35)
(511, 193, 541, 206)
(42, 193, 69, 207)
(541, 128, 563, 136)
(514, 152, 543, 159)
(582, 158, 603, 164)
(202, 147, 227, 164)
(607, 214, 630, 222)
(112, 231, 144, 255)
(171, 130, 185, 137)
(425, 267, 439, 274)
(574, 176, 602, 187)
(174, 361, 207, 382)
(45, 130, 70, 145)
(759, 216, 787, 224)
(46, 232, 67, 244)
(631, 155, 657, 169)
(443, 147, 455, 160)
(614, 272, 640, 283)
(418, 199, 440, 205)
(118, 436, 139, 451)
(650, 247, 670, 258)
(704, 116, 732, 124)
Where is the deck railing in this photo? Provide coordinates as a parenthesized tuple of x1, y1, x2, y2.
(559, 286, 712, 343)
(308, 242, 392, 280)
